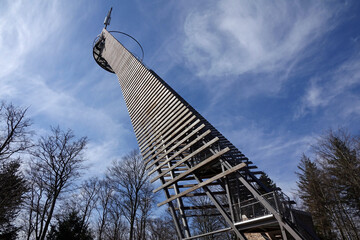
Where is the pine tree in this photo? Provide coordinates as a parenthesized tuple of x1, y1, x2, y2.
(257, 172, 277, 194)
(296, 155, 335, 239)
(0, 161, 27, 240)
(0, 102, 32, 239)
(47, 211, 93, 240)
(315, 131, 360, 216)
(313, 130, 360, 239)
(296, 129, 360, 239)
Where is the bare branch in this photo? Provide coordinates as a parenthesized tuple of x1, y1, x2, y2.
(0, 101, 33, 161)
(24, 126, 87, 240)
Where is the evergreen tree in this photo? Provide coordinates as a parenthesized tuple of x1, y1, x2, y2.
(296, 129, 360, 239)
(47, 211, 93, 240)
(296, 155, 335, 239)
(257, 172, 277, 194)
(0, 161, 27, 240)
(315, 131, 360, 216)
(0, 102, 32, 239)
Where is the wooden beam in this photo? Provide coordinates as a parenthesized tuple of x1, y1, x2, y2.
(184, 228, 232, 240)
(141, 114, 196, 156)
(153, 147, 230, 193)
(143, 119, 200, 160)
(145, 125, 207, 168)
(174, 205, 229, 210)
(170, 191, 226, 197)
(149, 135, 218, 178)
(139, 109, 192, 151)
(157, 162, 246, 206)
(167, 182, 219, 189)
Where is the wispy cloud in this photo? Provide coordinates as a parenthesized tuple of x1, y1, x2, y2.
(222, 122, 315, 194)
(0, 0, 78, 115)
(297, 54, 360, 118)
(0, 1, 75, 78)
(3, 68, 135, 171)
(226, 124, 312, 164)
(0, 0, 136, 175)
(182, 0, 339, 97)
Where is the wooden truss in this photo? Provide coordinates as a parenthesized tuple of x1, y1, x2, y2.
(93, 29, 318, 240)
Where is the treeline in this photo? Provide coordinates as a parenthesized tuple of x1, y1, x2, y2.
(0, 101, 178, 240)
(4, 100, 360, 240)
(296, 129, 360, 240)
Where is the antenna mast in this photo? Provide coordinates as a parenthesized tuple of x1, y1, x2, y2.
(104, 7, 112, 29)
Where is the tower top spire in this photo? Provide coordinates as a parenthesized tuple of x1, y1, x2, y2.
(104, 7, 112, 29)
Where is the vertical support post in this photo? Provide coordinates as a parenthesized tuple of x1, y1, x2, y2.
(222, 163, 235, 222)
(280, 225, 289, 240)
(153, 159, 184, 238)
(237, 178, 242, 222)
(184, 162, 247, 240)
(220, 160, 303, 240)
(161, 137, 191, 238)
(169, 163, 191, 238)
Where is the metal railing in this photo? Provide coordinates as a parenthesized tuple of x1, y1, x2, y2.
(233, 190, 295, 223)
(233, 192, 277, 222)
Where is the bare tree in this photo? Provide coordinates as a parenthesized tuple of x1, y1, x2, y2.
(0, 101, 32, 239)
(24, 126, 87, 240)
(135, 183, 155, 240)
(148, 214, 178, 240)
(106, 150, 153, 240)
(0, 101, 32, 161)
(94, 178, 128, 240)
(189, 193, 226, 240)
(95, 179, 113, 240)
(103, 194, 128, 240)
(59, 177, 100, 238)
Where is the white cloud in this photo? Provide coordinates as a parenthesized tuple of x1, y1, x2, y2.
(6, 70, 135, 168)
(226, 125, 313, 165)
(182, 0, 338, 96)
(0, 0, 75, 78)
(85, 141, 123, 176)
(218, 119, 316, 194)
(297, 55, 360, 118)
(0, 0, 137, 176)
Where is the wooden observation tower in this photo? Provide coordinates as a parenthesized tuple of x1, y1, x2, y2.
(93, 9, 317, 240)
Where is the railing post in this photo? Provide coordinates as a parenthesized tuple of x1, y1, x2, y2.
(273, 191, 280, 212)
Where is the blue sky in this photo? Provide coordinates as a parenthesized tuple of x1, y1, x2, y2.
(1, 0, 360, 196)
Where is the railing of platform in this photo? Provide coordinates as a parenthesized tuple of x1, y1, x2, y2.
(233, 192, 276, 222)
(233, 190, 295, 223)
